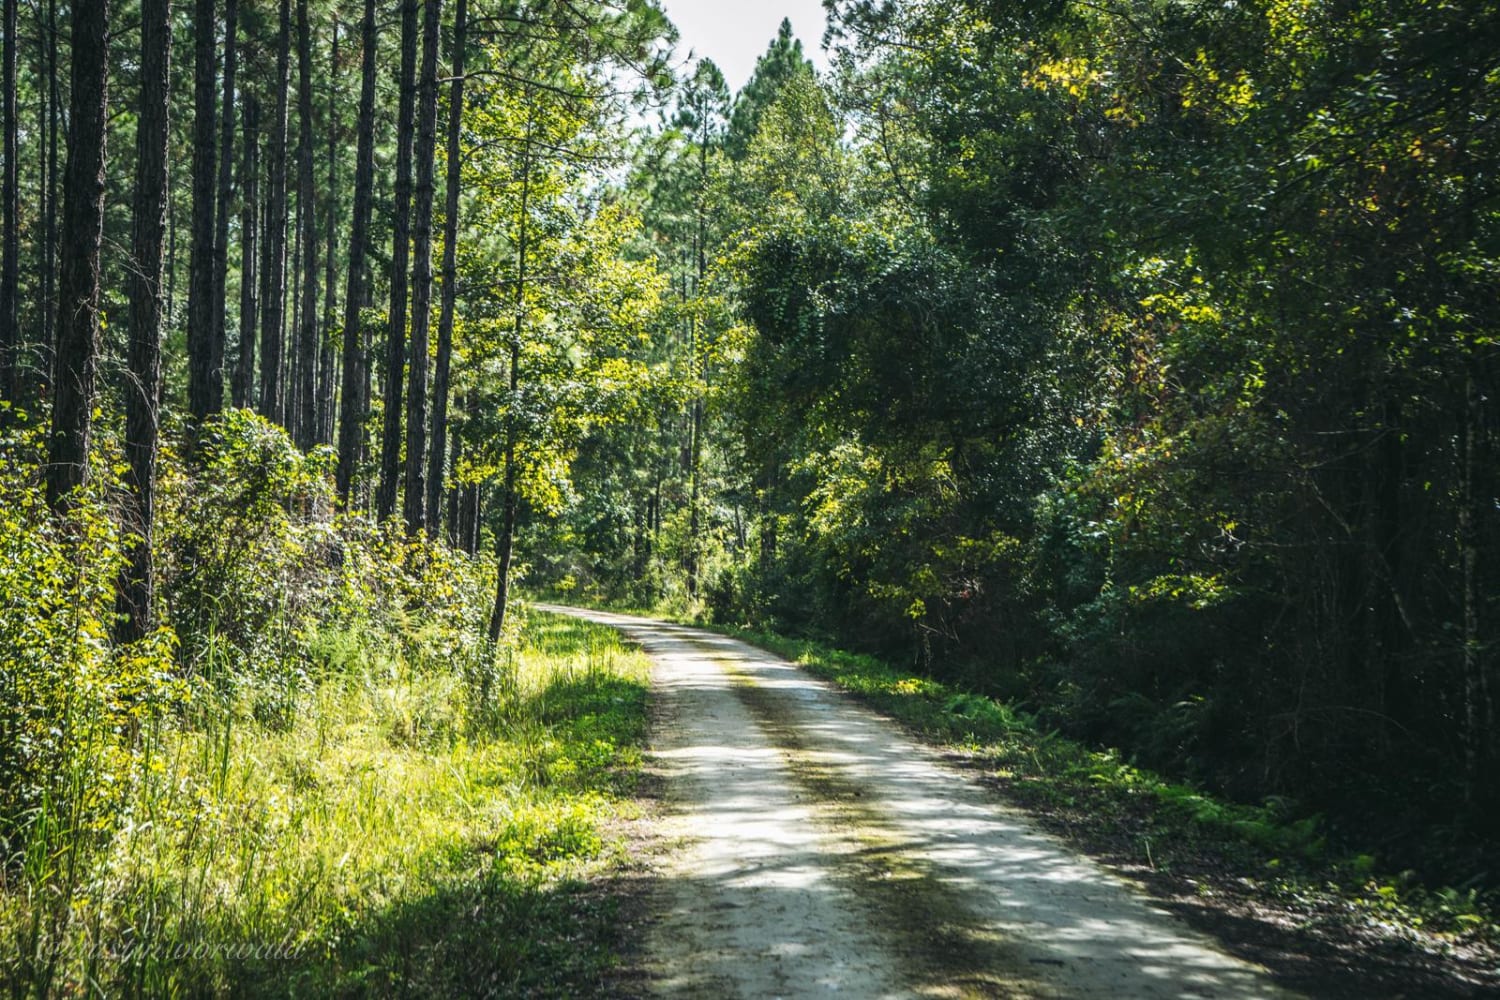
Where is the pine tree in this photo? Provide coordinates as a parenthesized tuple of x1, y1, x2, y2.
(211, 0, 239, 413)
(232, 94, 260, 407)
(187, 0, 221, 422)
(404, 0, 442, 533)
(258, 0, 291, 423)
(426, 0, 467, 532)
(377, 0, 420, 521)
(46, 0, 109, 511)
(0, 0, 18, 404)
(293, 0, 319, 449)
(336, 0, 378, 503)
(118, 0, 172, 640)
(725, 18, 813, 161)
(317, 22, 341, 446)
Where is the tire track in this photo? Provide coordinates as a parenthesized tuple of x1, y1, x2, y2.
(536, 605, 1297, 999)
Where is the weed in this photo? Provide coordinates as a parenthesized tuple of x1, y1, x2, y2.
(0, 611, 651, 997)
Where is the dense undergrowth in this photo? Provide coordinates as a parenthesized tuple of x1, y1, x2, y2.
(1, 413, 650, 998)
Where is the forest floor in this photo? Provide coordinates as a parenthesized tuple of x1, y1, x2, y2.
(540, 606, 1301, 998)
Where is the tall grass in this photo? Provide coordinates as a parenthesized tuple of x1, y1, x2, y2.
(0, 611, 651, 998)
(3, 414, 651, 994)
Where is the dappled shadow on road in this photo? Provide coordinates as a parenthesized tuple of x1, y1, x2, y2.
(556, 605, 1293, 1000)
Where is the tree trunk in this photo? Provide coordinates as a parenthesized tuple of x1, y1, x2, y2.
(426, 0, 466, 533)
(0, 0, 18, 406)
(166, 164, 177, 333)
(488, 448, 518, 641)
(688, 392, 702, 597)
(488, 127, 530, 641)
(46, 0, 109, 512)
(462, 481, 479, 554)
(293, 0, 319, 450)
(40, 0, 59, 396)
(445, 402, 463, 545)
(31, 0, 59, 398)
(288, 169, 302, 422)
(336, 0, 378, 504)
(457, 404, 479, 554)
(187, 0, 220, 424)
(317, 21, 340, 446)
(686, 139, 709, 598)
(404, 0, 442, 534)
(30, 2, 46, 393)
(232, 94, 259, 407)
(1460, 365, 1490, 803)
(212, 0, 238, 410)
(258, 0, 291, 424)
(117, 0, 171, 642)
(377, 0, 419, 522)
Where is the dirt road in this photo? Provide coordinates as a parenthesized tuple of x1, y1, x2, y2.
(539, 606, 1295, 999)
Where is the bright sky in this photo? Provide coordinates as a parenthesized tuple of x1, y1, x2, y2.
(660, 0, 833, 95)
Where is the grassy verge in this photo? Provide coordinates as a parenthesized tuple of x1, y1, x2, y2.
(1, 611, 651, 998)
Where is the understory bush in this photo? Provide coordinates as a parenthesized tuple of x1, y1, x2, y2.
(2, 411, 623, 998)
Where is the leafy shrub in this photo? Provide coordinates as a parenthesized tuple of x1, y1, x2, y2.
(0, 422, 184, 990)
(158, 410, 335, 686)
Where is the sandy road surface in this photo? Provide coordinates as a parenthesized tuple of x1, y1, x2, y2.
(538, 605, 1295, 999)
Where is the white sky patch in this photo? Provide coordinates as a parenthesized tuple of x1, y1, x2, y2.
(660, 0, 833, 95)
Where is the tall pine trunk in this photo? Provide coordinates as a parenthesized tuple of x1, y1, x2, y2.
(233, 94, 259, 407)
(187, 0, 220, 423)
(456, 395, 478, 554)
(0, 0, 18, 406)
(288, 173, 301, 417)
(488, 125, 529, 641)
(317, 22, 339, 446)
(403, 0, 441, 533)
(41, 0, 57, 393)
(335, 0, 378, 504)
(117, 0, 171, 642)
(685, 139, 710, 598)
(46, 0, 109, 512)
(293, 0, 319, 450)
(30, 1, 47, 394)
(212, 0, 238, 410)
(426, 0, 466, 532)
(377, 0, 419, 521)
(258, 0, 291, 424)
(460, 478, 479, 554)
(445, 406, 462, 546)
(1460, 364, 1491, 804)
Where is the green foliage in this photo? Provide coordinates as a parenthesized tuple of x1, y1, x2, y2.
(725, 18, 817, 161)
(0, 403, 657, 996)
(1, 587, 650, 996)
(648, 0, 1500, 888)
(0, 420, 182, 878)
(160, 410, 334, 684)
(456, 61, 670, 553)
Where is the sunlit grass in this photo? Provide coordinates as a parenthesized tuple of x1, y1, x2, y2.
(1, 612, 651, 997)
